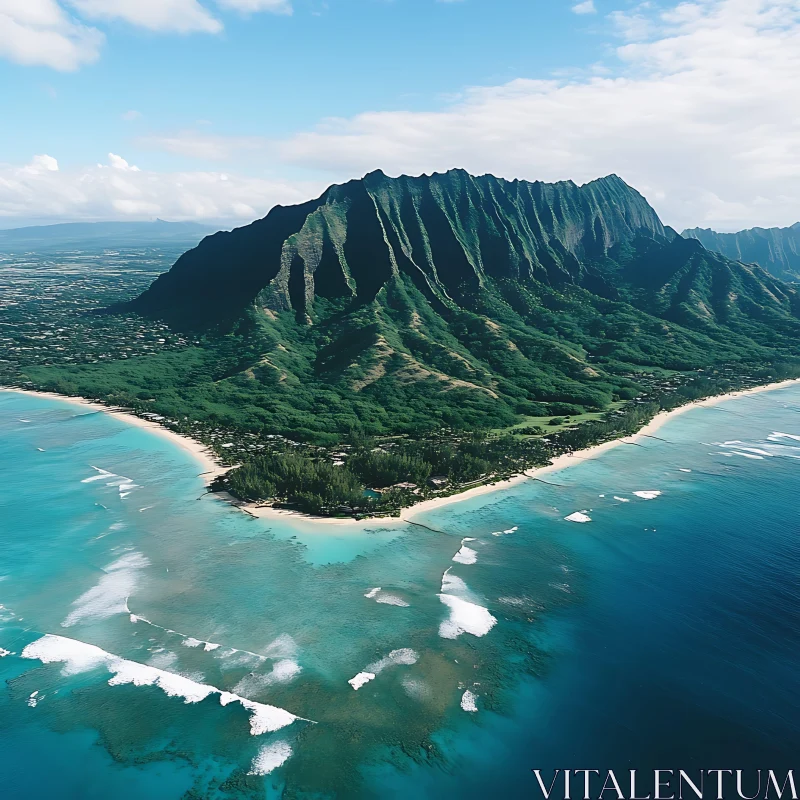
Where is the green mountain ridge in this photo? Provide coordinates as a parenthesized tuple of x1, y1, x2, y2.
(123, 169, 800, 439)
(19, 168, 800, 515)
(682, 222, 800, 281)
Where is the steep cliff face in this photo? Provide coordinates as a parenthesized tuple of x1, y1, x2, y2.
(682, 223, 800, 281)
(121, 169, 800, 433)
(131, 170, 669, 324)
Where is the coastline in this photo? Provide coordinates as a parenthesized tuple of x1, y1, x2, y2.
(0, 387, 228, 486)
(3, 377, 799, 527)
(235, 376, 800, 526)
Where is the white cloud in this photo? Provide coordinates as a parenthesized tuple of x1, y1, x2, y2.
(0, 153, 322, 223)
(0, 0, 104, 70)
(277, 0, 800, 231)
(572, 0, 597, 14)
(66, 0, 222, 33)
(24, 154, 60, 173)
(107, 152, 140, 171)
(215, 0, 292, 13)
(121, 110, 142, 121)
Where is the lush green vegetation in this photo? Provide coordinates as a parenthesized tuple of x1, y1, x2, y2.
(6, 171, 800, 517)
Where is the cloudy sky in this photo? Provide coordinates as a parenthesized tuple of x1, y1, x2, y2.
(0, 0, 798, 231)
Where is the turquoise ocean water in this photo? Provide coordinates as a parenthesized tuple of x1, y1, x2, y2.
(1, 387, 799, 798)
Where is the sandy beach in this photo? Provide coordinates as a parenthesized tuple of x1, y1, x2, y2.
(235, 376, 800, 526)
(0, 387, 228, 486)
(3, 377, 799, 526)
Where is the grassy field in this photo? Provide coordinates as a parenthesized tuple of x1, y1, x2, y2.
(494, 401, 628, 436)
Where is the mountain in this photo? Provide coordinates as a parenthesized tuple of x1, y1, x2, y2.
(132, 170, 671, 325)
(42, 168, 798, 445)
(682, 223, 800, 281)
(0, 220, 220, 252)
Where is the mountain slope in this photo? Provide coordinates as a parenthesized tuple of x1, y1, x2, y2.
(64, 169, 798, 443)
(131, 170, 669, 324)
(682, 223, 800, 281)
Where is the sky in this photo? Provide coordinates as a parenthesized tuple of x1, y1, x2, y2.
(0, 0, 798, 231)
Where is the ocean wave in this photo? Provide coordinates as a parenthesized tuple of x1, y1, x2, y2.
(452, 537, 478, 565)
(375, 594, 410, 607)
(22, 634, 311, 735)
(565, 511, 591, 523)
(366, 648, 418, 674)
(771, 431, 800, 442)
(0, 647, 11, 657)
(613, 496, 630, 503)
(131, 613, 290, 664)
(633, 491, 662, 500)
(249, 741, 293, 776)
(491, 526, 518, 536)
(440, 567, 469, 595)
(63, 552, 150, 628)
(365, 587, 410, 607)
(722, 445, 772, 456)
(349, 648, 419, 690)
(234, 659, 302, 696)
(81, 467, 117, 483)
(438, 594, 497, 639)
(348, 671, 375, 690)
(461, 689, 478, 712)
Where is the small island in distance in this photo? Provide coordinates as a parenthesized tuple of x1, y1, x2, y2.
(8, 169, 800, 518)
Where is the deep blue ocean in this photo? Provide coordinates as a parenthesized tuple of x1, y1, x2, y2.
(1, 387, 799, 799)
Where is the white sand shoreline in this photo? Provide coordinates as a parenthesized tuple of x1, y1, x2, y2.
(3, 377, 799, 528)
(0, 387, 228, 486)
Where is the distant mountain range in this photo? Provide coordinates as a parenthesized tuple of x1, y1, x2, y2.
(0, 220, 220, 252)
(682, 222, 800, 281)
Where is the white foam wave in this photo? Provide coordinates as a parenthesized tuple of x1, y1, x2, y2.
(366, 648, 418, 674)
(263, 634, 298, 660)
(81, 467, 116, 483)
(731, 451, 764, 460)
(441, 567, 469, 595)
(0, 648, 11, 657)
(678, 469, 692, 473)
(633, 491, 662, 500)
(249, 741, 293, 776)
(130, 611, 289, 664)
(21, 635, 310, 735)
(613, 496, 630, 503)
(771, 432, 800, 442)
(365, 587, 410, 607)
(438, 594, 497, 639)
(565, 511, 591, 523)
(491, 526, 518, 536)
(348, 672, 375, 690)
(267, 659, 302, 684)
(460, 689, 478, 712)
(375, 594, 410, 607)
(349, 648, 418, 690)
(63, 552, 150, 627)
(452, 541, 478, 565)
(734, 447, 771, 456)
